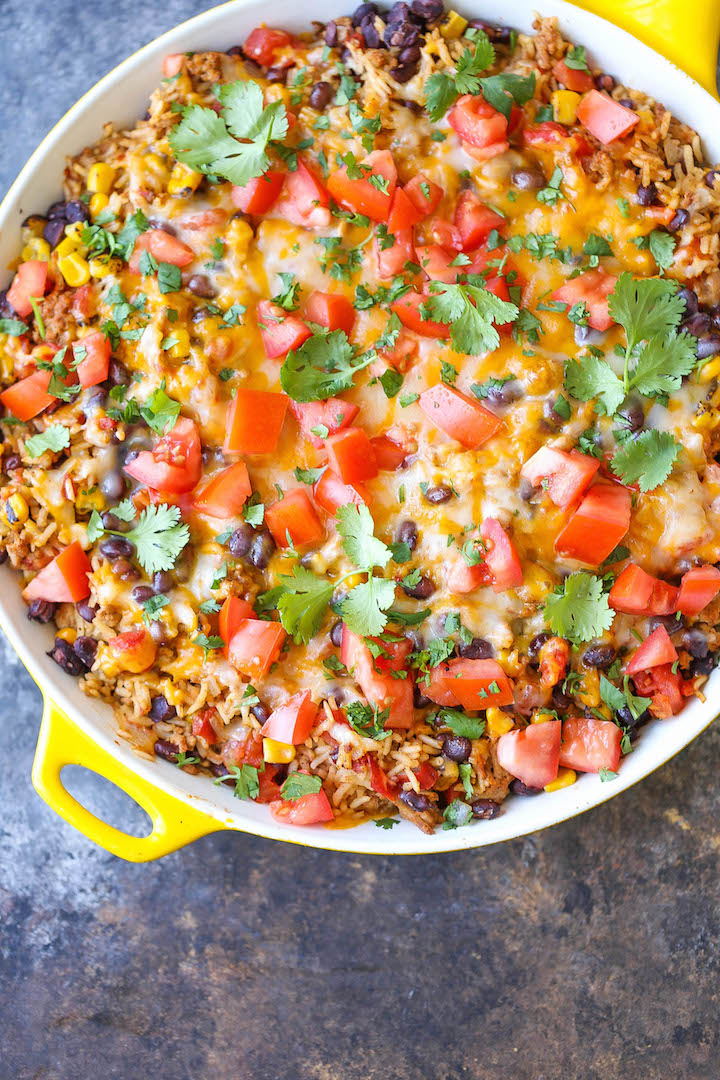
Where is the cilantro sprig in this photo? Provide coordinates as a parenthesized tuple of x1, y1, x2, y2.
(544, 572, 614, 645)
(87, 503, 190, 574)
(280, 329, 374, 402)
(424, 279, 519, 355)
(425, 36, 496, 121)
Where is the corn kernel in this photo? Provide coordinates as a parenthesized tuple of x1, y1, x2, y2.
(143, 152, 170, 187)
(263, 738, 296, 764)
(87, 162, 116, 195)
(167, 328, 191, 359)
(76, 487, 106, 513)
(486, 707, 514, 737)
(55, 234, 83, 259)
(576, 667, 600, 707)
(637, 108, 655, 132)
(5, 493, 29, 525)
(21, 237, 51, 263)
(343, 572, 364, 590)
(544, 768, 577, 793)
(167, 162, 203, 196)
(89, 254, 122, 279)
(55, 627, 77, 644)
(552, 89, 581, 125)
(225, 217, 253, 259)
(440, 10, 468, 38)
(530, 709, 555, 724)
(58, 252, 91, 288)
(65, 221, 86, 242)
(89, 193, 110, 218)
(22, 216, 47, 240)
(699, 357, 720, 384)
(693, 407, 717, 431)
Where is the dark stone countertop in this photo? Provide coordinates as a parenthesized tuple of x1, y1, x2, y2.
(0, 4, 718, 1077)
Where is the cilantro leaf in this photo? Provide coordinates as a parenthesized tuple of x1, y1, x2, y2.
(607, 273, 685, 350)
(374, 817, 399, 829)
(281, 773, 323, 800)
(345, 701, 391, 741)
(442, 799, 473, 830)
(479, 72, 536, 122)
(277, 566, 334, 644)
(294, 466, 325, 485)
(629, 332, 697, 399)
(219, 79, 288, 144)
(214, 763, 261, 800)
(599, 674, 651, 721)
(564, 353, 625, 415)
(125, 504, 190, 574)
(648, 230, 676, 271)
(425, 280, 518, 355)
(280, 330, 373, 402)
(424, 35, 496, 121)
(610, 429, 681, 492)
(139, 384, 181, 434)
(24, 424, 70, 458)
(438, 708, 485, 739)
(336, 504, 392, 570)
(544, 572, 614, 644)
(564, 45, 589, 71)
(0, 318, 29, 336)
(458, 762, 474, 800)
(340, 576, 396, 637)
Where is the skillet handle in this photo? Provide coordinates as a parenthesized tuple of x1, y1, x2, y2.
(571, 0, 720, 98)
(32, 697, 225, 861)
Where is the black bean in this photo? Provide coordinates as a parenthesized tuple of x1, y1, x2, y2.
(678, 287, 699, 316)
(442, 734, 472, 762)
(401, 98, 423, 113)
(309, 81, 333, 109)
(574, 325, 607, 347)
(458, 636, 493, 660)
(486, 379, 522, 407)
(619, 98, 636, 110)
(682, 627, 708, 659)
(399, 790, 432, 812)
(48, 637, 89, 677)
(683, 312, 712, 338)
(99, 536, 134, 560)
(0, 548, 9, 565)
(324, 20, 339, 47)
(595, 73, 616, 92)
(510, 779, 543, 796)
(552, 685, 572, 711)
(705, 170, 720, 190)
(153, 738, 181, 762)
(248, 531, 275, 569)
(3, 454, 22, 472)
(227, 522, 254, 558)
(528, 632, 549, 663)
(389, 61, 419, 84)
(211, 762, 234, 785)
(226, 45, 244, 56)
(648, 614, 684, 635)
(84, 388, 107, 414)
(100, 469, 126, 501)
(396, 519, 418, 551)
(27, 599, 56, 623)
(691, 654, 715, 677)
(251, 702, 270, 724)
(636, 182, 658, 206)
(76, 601, 96, 623)
(411, 0, 443, 19)
(471, 798, 502, 819)
(186, 273, 216, 298)
(582, 644, 616, 669)
(64, 199, 90, 223)
(100, 510, 127, 532)
(111, 557, 140, 581)
(153, 571, 173, 593)
(402, 574, 435, 599)
(132, 584, 155, 604)
(616, 399, 644, 432)
(668, 208, 689, 233)
(467, 18, 513, 44)
(43, 218, 66, 248)
(47, 200, 68, 220)
(74, 636, 98, 669)
(149, 695, 177, 722)
(265, 65, 288, 84)
(422, 483, 453, 505)
(149, 619, 171, 644)
(697, 334, 720, 361)
(519, 477, 535, 502)
(399, 42, 422, 63)
(360, 16, 382, 48)
(109, 358, 131, 387)
(352, 2, 377, 26)
(511, 166, 546, 191)
(413, 683, 431, 709)
(387, 1, 415, 24)
(330, 620, 344, 647)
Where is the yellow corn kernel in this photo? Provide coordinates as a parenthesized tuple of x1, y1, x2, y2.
(143, 152, 170, 187)
(55, 234, 82, 259)
(58, 252, 91, 288)
(167, 328, 191, 359)
(530, 709, 555, 724)
(486, 707, 514, 737)
(552, 90, 580, 126)
(22, 216, 47, 241)
(523, 563, 554, 601)
(576, 667, 600, 707)
(496, 647, 522, 677)
(594, 703, 613, 721)
(544, 767, 577, 793)
(5, 493, 29, 525)
(89, 254, 122, 279)
(76, 487, 106, 513)
(637, 108, 655, 133)
(21, 237, 51, 263)
(692, 407, 717, 431)
(32, 344, 57, 364)
(65, 221, 86, 241)
(55, 627, 77, 644)
(225, 217, 253, 260)
(263, 738, 296, 764)
(699, 357, 720, 384)
(167, 162, 203, 196)
(87, 162, 116, 195)
(343, 572, 365, 590)
(89, 193, 110, 218)
(440, 10, 468, 38)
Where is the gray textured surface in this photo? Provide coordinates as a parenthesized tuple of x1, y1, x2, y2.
(1, 4, 719, 1078)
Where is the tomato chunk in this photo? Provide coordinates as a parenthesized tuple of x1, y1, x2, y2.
(558, 716, 622, 773)
(193, 462, 251, 518)
(609, 563, 656, 615)
(387, 187, 424, 233)
(552, 59, 594, 93)
(631, 664, 685, 717)
(231, 171, 285, 214)
(325, 427, 378, 485)
(521, 446, 600, 509)
(22, 540, 92, 603)
(270, 785, 334, 825)
(404, 174, 443, 218)
(261, 691, 318, 744)
(676, 565, 720, 615)
(109, 629, 157, 673)
(128, 229, 194, 273)
(265, 488, 324, 547)
(243, 26, 292, 66)
(552, 268, 618, 332)
(273, 158, 331, 229)
(454, 190, 504, 251)
(555, 483, 631, 565)
(418, 383, 502, 449)
(327, 149, 397, 222)
(480, 518, 523, 591)
(304, 291, 355, 336)
(496, 720, 561, 789)
(446, 557, 490, 595)
(192, 709, 218, 745)
(625, 625, 678, 676)
(0, 370, 55, 421)
(219, 596, 254, 657)
(370, 435, 406, 472)
(438, 659, 514, 709)
(7, 260, 48, 319)
(340, 627, 414, 728)
(228, 618, 286, 680)
(73, 331, 110, 388)
(289, 397, 359, 449)
(313, 469, 369, 514)
(376, 227, 414, 279)
(124, 416, 202, 494)
(576, 90, 640, 144)
(448, 94, 508, 151)
(415, 244, 461, 284)
(256, 299, 312, 359)
(224, 388, 289, 453)
(522, 121, 571, 147)
(391, 289, 451, 338)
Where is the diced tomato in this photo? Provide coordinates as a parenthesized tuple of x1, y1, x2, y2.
(625, 625, 678, 676)
(387, 187, 424, 233)
(340, 627, 414, 728)
(454, 190, 504, 251)
(313, 469, 369, 514)
(555, 482, 632, 565)
(676, 565, 720, 615)
(193, 462, 251, 518)
(327, 149, 397, 222)
(426, 218, 463, 252)
(365, 756, 400, 800)
(631, 664, 685, 717)
(218, 596, 254, 657)
(448, 94, 508, 151)
(289, 397, 359, 449)
(162, 53, 185, 78)
(415, 244, 460, 284)
(128, 229, 194, 273)
(391, 290, 451, 338)
(304, 291, 355, 336)
(243, 26, 292, 66)
(223, 731, 282, 801)
(418, 383, 502, 449)
(446, 557, 490, 595)
(0, 370, 55, 421)
(224, 387, 289, 453)
(423, 663, 463, 706)
(650, 580, 680, 616)
(558, 716, 622, 773)
(256, 299, 312, 359)
(227, 618, 286, 680)
(265, 488, 324, 547)
(71, 283, 96, 322)
(109, 628, 157, 674)
(231, 171, 285, 214)
(522, 121, 571, 147)
(609, 563, 656, 615)
(480, 518, 523, 592)
(73, 331, 110, 388)
(376, 227, 414, 279)
(261, 691, 318, 744)
(192, 709, 218, 745)
(552, 59, 594, 93)
(380, 330, 417, 371)
(496, 720, 561, 789)
(124, 416, 201, 494)
(325, 427, 378, 485)
(404, 174, 443, 218)
(273, 158, 331, 229)
(552, 268, 618, 332)
(270, 785, 335, 825)
(370, 434, 406, 471)
(22, 541, 92, 603)
(576, 90, 640, 144)
(438, 658, 514, 710)
(521, 446, 600, 509)
(414, 762, 439, 790)
(645, 206, 675, 226)
(6, 260, 48, 319)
